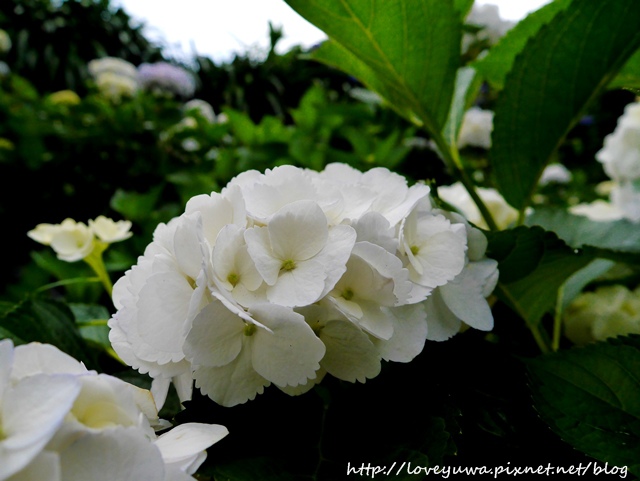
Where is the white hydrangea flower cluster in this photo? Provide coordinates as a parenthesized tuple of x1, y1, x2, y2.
(109, 164, 499, 407)
(28, 216, 132, 262)
(573, 100, 640, 222)
(88, 57, 139, 101)
(0, 339, 227, 481)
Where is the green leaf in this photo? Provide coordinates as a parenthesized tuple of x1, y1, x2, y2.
(490, 0, 640, 211)
(0, 298, 97, 368)
(486, 226, 594, 326)
(527, 334, 640, 474)
(110, 185, 163, 222)
(442, 66, 481, 147)
(526, 207, 640, 252)
(69, 303, 112, 351)
(609, 48, 640, 92)
(472, 0, 570, 90)
(286, 0, 462, 135)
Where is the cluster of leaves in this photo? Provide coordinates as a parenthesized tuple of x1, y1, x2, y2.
(2, 0, 640, 479)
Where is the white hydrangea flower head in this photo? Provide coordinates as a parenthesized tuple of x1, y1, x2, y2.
(457, 107, 494, 149)
(438, 182, 518, 230)
(564, 285, 640, 344)
(0, 340, 228, 481)
(596, 101, 640, 183)
(109, 163, 499, 408)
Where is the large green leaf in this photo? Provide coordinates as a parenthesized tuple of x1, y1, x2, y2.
(609, 47, 640, 93)
(442, 66, 481, 147)
(490, 0, 640, 211)
(486, 226, 594, 326)
(527, 334, 640, 474)
(285, 0, 461, 136)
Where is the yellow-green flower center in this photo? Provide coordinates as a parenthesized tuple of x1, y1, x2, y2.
(281, 259, 297, 271)
(244, 323, 256, 336)
(227, 273, 239, 287)
(342, 287, 355, 301)
(410, 245, 420, 256)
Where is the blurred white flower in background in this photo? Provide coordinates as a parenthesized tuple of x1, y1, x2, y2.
(563, 285, 640, 345)
(596, 101, 640, 183)
(0, 29, 11, 54)
(0, 339, 228, 481)
(457, 107, 494, 149)
(466, 3, 516, 45)
(539, 163, 572, 185)
(438, 181, 518, 230)
(88, 57, 139, 101)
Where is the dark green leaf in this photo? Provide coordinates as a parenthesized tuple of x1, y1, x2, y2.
(0, 298, 97, 368)
(526, 207, 640, 253)
(110, 185, 163, 222)
(286, 0, 462, 135)
(609, 48, 640, 91)
(527, 334, 640, 474)
(486, 226, 594, 326)
(490, 0, 640, 211)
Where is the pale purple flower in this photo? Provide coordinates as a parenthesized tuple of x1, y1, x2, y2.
(137, 62, 196, 98)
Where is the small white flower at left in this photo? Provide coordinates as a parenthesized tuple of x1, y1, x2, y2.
(27, 218, 94, 262)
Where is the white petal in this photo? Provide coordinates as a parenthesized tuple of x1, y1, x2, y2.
(155, 423, 228, 470)
(250, 304, 325, 387)
(59, 428, 166, 481)
(372, 304, 428, 362)
(439, 261, 496, 331)
(266, 259, 326, 307)
(244, 226, 281, 286)
(423, 290, 463, 341)
(0, 339, 13, 400)
(320, 320, 381, 382)
(184, 300, 244, 367)
(1, 374, 80, 479)
(12, 342, 89, 380)
(136, 271, 193, 363)
(6, 451, 61, 481)
(268, 200, 328, 261)
(193, 342, 269, 407)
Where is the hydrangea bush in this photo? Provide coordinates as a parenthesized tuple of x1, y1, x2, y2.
(3, 0, 640, 479)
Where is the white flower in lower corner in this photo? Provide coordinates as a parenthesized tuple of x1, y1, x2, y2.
(0, 340, 228, 481)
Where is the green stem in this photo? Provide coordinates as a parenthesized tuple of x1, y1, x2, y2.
(83, 241, 113, 296)
(432, 133, 499, 231)
(529, 324, 551, 354)
(35, 277, 101, 293)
